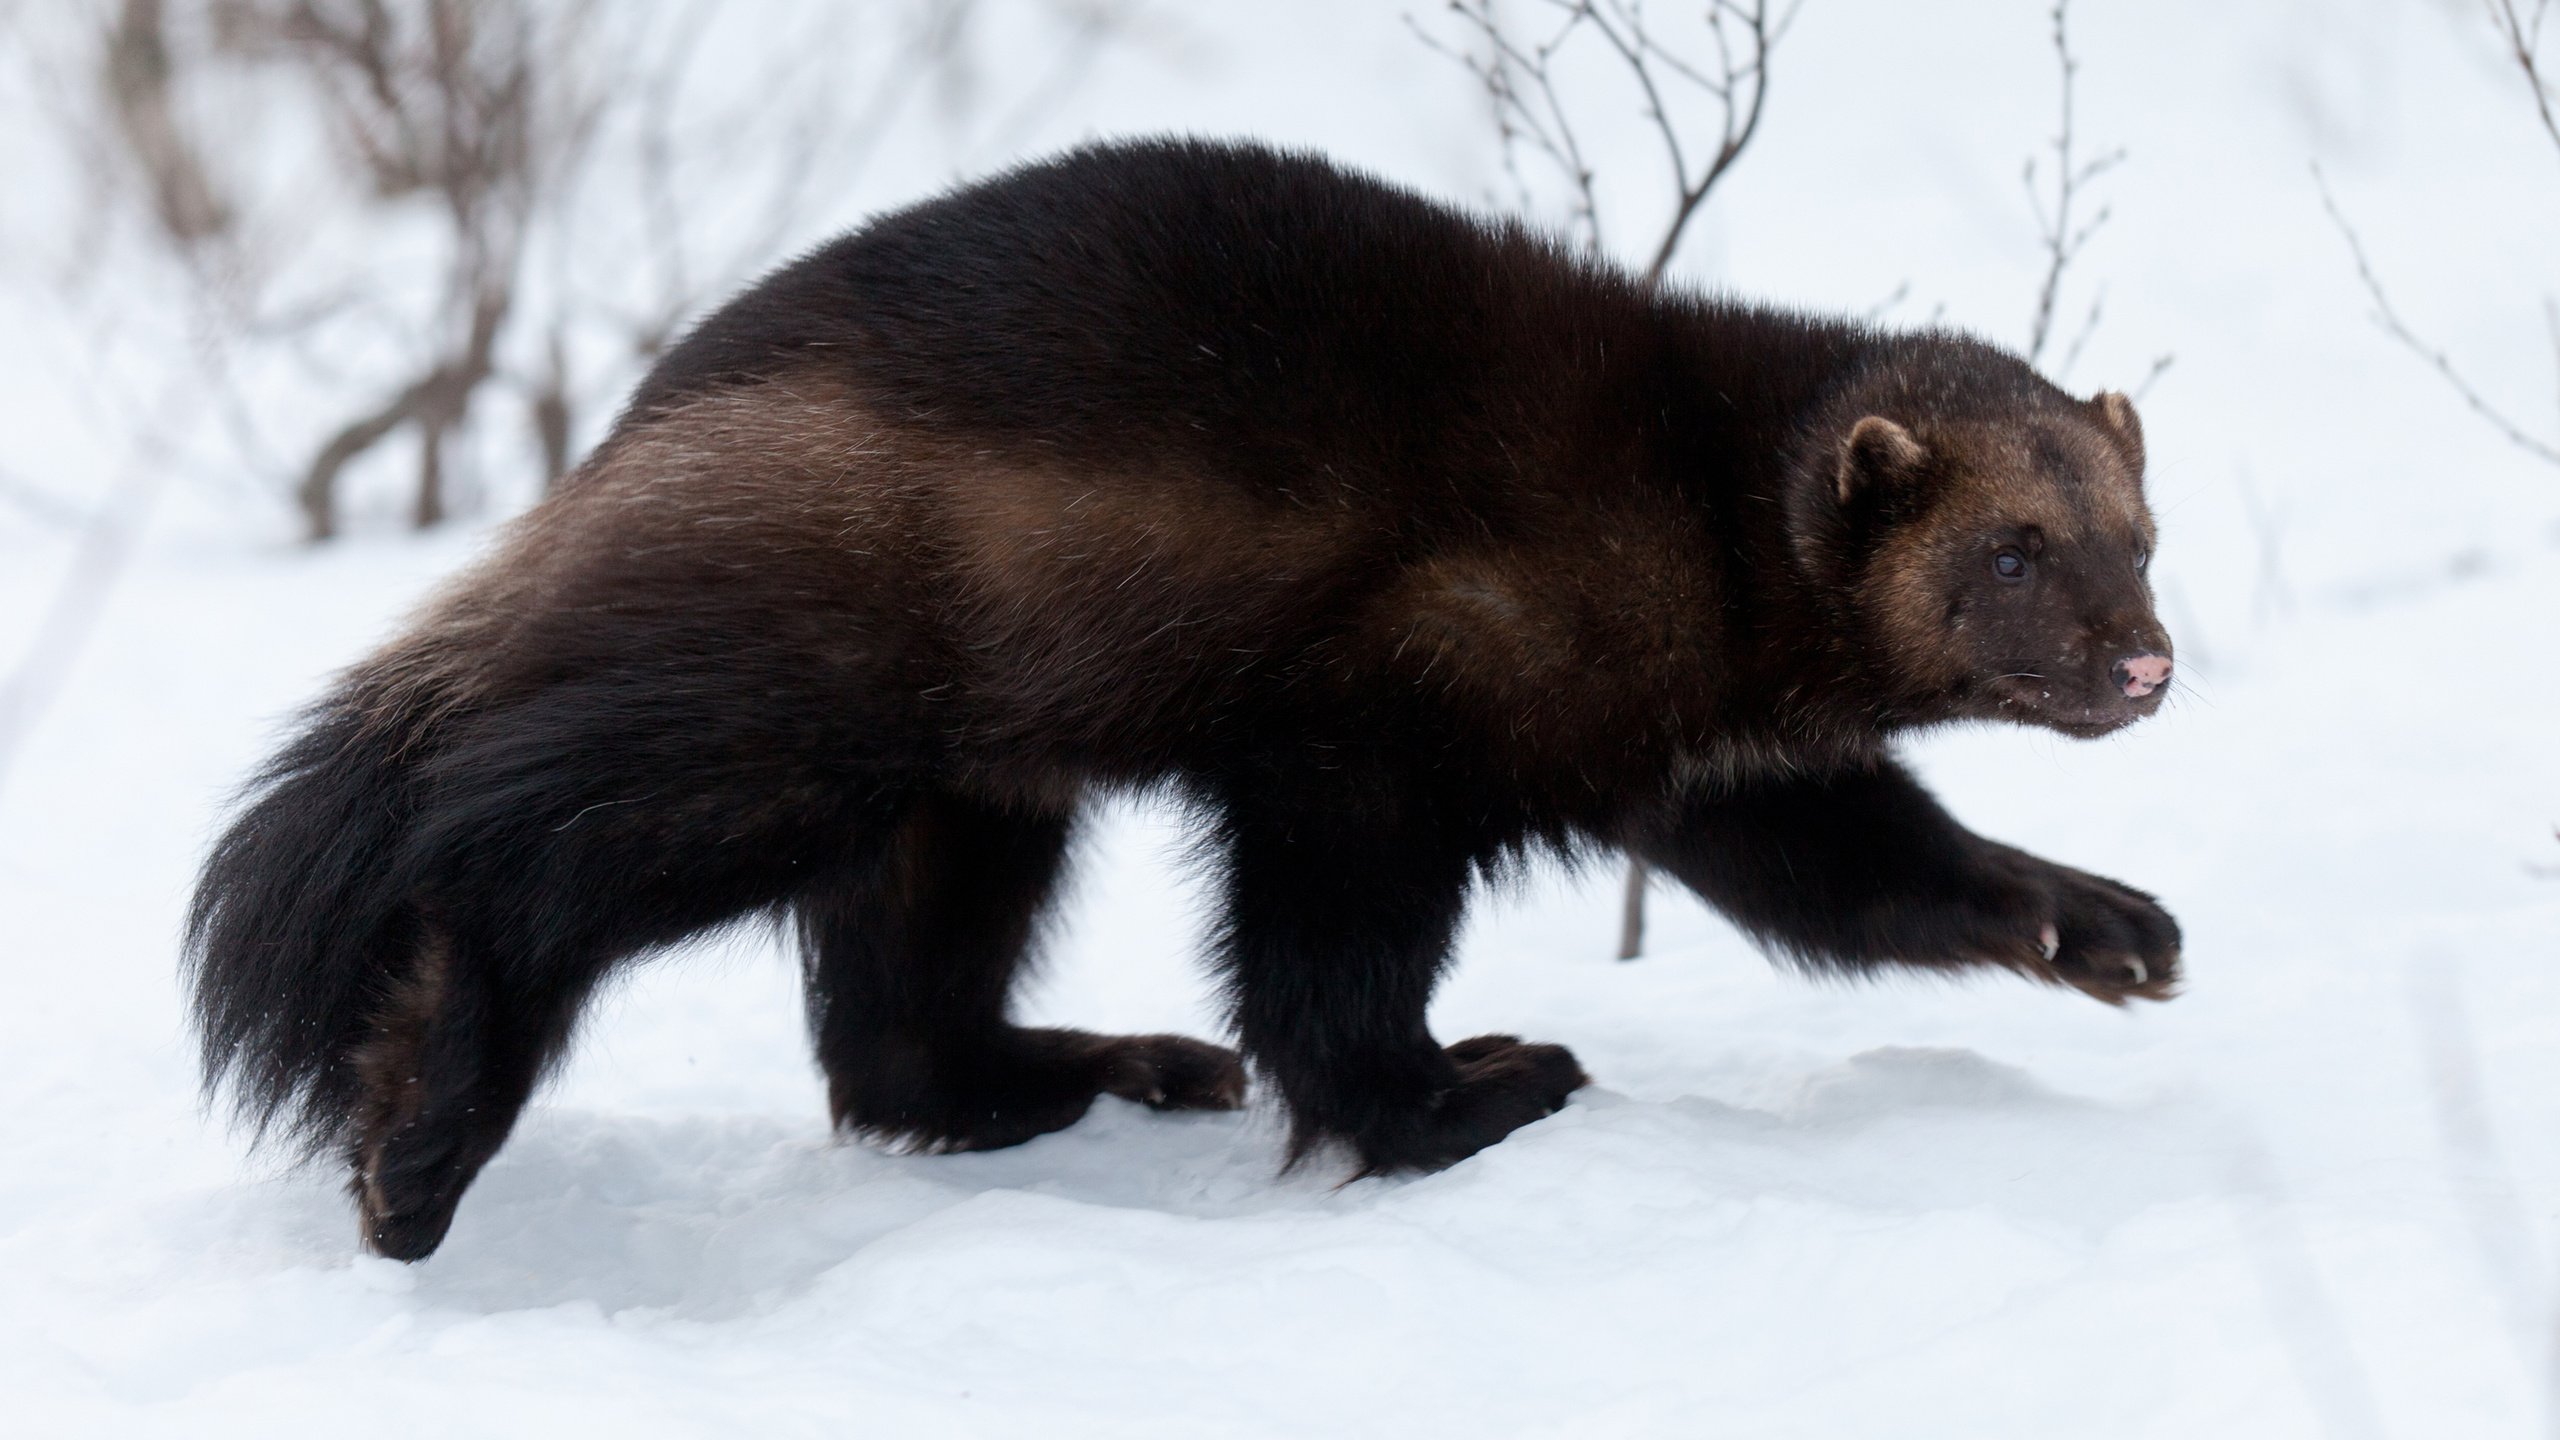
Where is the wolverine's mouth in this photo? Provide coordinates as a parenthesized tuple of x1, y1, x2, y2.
(2038, 711, 2139, 739)
(1981, 673, 2152, 738)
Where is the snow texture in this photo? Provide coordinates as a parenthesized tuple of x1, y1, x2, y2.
(4, 1, 2558, 1435)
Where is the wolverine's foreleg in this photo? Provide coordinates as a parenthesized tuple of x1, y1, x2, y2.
(1214, 776, 1588, 1175)
(1634, 757, 2180, 1003)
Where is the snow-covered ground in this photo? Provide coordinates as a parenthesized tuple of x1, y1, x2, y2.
(5, 1, 2559, 1436)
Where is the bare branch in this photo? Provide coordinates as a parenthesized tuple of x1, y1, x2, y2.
(102, 0, 232, 250)
(2485, 0, 2560, 169)
(119, 0, 599, 534)
(293, 378, 428, 541)
(1641, 0, 1801, 284)
(1417, 0, 1796, 279)
(2314, 165, 2560, 469)
(1413, 1, 1606, 253)
(2023, 0, 2123, 367)
(2058, 288, 2105, 378)
(292, 282, 507, 538)
(74, 0, 1141, 544)
(2015, 0, 2168, 396)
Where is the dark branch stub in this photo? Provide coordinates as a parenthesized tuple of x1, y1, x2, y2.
(1617, 856, 1647, 961)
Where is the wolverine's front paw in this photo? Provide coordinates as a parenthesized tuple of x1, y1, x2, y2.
(2012, 865, 2182, 1005)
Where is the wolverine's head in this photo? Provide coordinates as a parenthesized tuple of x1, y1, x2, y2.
(1802, 362, 2171, 738)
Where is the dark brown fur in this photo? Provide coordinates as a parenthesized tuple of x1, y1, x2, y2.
(188, 139, 2180, 1260)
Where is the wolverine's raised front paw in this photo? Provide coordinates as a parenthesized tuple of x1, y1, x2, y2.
(1346, 1034, 1590, 1178)
(2010, 864, 2183, 1005)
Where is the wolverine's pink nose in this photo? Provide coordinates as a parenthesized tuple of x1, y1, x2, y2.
(2113, 653, 2172, 699)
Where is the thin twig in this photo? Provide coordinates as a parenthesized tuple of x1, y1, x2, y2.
(2058, 289, 2105, 377)
(2314, 164, 2560, 468)
(2023, 0, 2123, 368)
(2486, 0, 2560, 170)
(1412, 1, 1605, 252)
(2131, 352, 2174, 401)
(1417, 0, 1796, 278)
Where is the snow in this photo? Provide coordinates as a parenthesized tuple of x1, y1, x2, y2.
(5, 0, 2560, 1435)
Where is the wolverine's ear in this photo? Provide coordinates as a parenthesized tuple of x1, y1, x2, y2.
(1835, 416, 1928, 505)
(2091, 390, 2145, 472)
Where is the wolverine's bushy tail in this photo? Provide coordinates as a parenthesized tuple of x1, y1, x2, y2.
(184, 690, 428, 1155)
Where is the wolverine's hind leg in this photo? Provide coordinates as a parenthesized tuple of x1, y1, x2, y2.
(341, 763, 883, 1260)
(798, 791, 1245, 1151)
(345, 920, 600, 1261)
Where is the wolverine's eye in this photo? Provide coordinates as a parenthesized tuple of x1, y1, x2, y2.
(1992, 548, 2029, 583)
(2136, 548, 2152, 574)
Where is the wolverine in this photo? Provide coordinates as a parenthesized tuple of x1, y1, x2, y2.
(189, 138, 2181, 1261)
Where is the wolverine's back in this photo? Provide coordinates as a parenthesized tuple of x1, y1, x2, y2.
(625, 138, 1658, 503)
